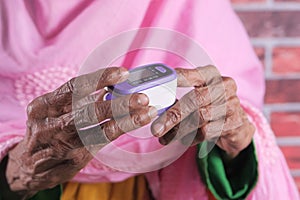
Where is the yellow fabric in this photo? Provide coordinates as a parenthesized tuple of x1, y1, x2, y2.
(61, 175, 149, 200)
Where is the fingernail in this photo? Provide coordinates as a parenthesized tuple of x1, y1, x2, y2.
(152, 122, 165, 136)
(159, 137, 167, 145)
(148, 106, 158, 119)
(137, 94, 149, 106)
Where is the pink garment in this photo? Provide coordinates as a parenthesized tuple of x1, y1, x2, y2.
(0, 0, 298, 199)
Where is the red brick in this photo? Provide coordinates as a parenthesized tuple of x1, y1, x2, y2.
(231, 0, 265, 3)
(271, 112, 300, 137)
(236, 11, 300, 37)
(265, 79, 300, 103)
(254, 47, 265, 68)
(280, 146, 300, 169)
(273, 47, 300, 74)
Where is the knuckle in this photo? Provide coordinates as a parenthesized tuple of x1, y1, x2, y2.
(166, 108, 181, 124)
(198, 65, 221, 84)
(228, 135, 237, 143)
(26, 101, 35, 116)
(231, 96, 240, 106)
(132, 111, 149, 127)
(26, 96, 46, 117)
(95, 102, 109, 121)
(29, 121, 42, 138)
(226, 97, 240, 116)
(195, 87, 210, 106)
(113, 97, 129, 114)
(67, 77, 76, 92)
(248, 122, 256, 136)
(205, 65, 217, 72)
(59, 114, 75, 133)
(200, 107, 211, 121)
(226, 106, 235, 117)
(57, 77, 77, 98)
(197, 65, 217, 73)
(224, 77, 237, 93)
(103, 121, 119, 141)
(69, 153, 83, 167)
(101, 68, 119, 83)
(184, 90, 203, 112)
(76, 106, 98, 128)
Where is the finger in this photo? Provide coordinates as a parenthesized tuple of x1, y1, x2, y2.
(25, 117, 77, 154)
(151, 75, 237, 137)
(52, 67, 129, 100)
(175, 65, 222, 87)
(158, 96, 242, 145)
(33, 90, 107, 119)
(199, 95, 240, 126)
(37, 93, 149, 138)
(79, 106, 157, 145)
(72, 89, 107, 110)
(26, 122, 83, 156)
(200, 106, 245, 142)
(104, 106, 157, 141)
(26, 149, 91, 191)
(222, 106, 244, 132)
(23, 147, 92, 190)
(161, 114, 225, 146)
(28, 148, 61, 174)
(151, 89, 204, 137)
(158, 111, 203, 145)
(74, 93, 149, 129)
(151, 84, 224, 137)
(27, 67, 129, 119)
(57, 90, 107, 119)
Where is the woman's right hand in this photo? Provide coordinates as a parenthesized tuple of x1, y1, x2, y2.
(5, 67, 157, 198)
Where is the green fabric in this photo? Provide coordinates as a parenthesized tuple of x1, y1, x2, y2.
(197, 141, 258, 200)
(29, 185, 62, 200)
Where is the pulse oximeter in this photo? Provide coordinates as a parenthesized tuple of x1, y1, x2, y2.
(106, 63, 177, 114)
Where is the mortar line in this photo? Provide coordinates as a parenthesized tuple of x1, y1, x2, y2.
(233, 3, 300, 11)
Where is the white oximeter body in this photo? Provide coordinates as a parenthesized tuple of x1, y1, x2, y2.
(106, 63, 177, 114)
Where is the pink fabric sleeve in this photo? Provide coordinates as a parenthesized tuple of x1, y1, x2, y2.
(242, 101, 300, 199)
(0, 121, 24, 162)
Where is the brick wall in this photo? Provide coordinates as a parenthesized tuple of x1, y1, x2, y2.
(231, 0, 300, 193)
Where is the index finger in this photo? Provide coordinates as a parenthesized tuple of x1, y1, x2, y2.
(175, 65, 222, 87)
(151, 88, 204, 137)
(28, 67, 129, 119)
(53, 67, 129, 101)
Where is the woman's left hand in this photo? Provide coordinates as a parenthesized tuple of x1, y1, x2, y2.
(151, 65, 255, 159)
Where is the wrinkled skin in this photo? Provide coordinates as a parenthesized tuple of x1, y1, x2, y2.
(151, 65, 255, 159)
(5, 65, 255, 198)
(6, 67, 157, 198)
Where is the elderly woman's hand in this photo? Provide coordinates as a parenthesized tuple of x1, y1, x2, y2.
(5, 67, 157, 197)
(151, 65, 255, 159)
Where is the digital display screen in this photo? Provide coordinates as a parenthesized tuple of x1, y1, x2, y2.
(128, 69, 155, 82)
